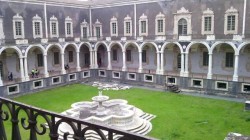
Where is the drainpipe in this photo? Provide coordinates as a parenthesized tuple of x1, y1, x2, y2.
(89, 7, 93, 37)
(44, 2, 48, 38)
(134, 3, 137, 39)
(242, 0, 247, 38)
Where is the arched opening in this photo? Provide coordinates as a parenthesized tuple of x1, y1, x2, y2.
(64, 44, 77, 73)
(162, 43, 181, 76)
(27, 47, 44, 78)
(141, 43, 157, 74)
(124, 43, 139, 72)
(79, 44, 90, 69)
(0, 48, 21, 83)
(47, 45, 62, 76)
(238, 43, 250, 82)
(97, 44, 107, 68)
(188, 43, 209, 78)
(212, 43, 235, 80)
(178, 18, 187, 36)
(110, 44, 123, 70)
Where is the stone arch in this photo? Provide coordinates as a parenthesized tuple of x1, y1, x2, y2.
(63, 43, 78, 53)
(140, 42, 159, 53)
(161, 42, 183, 53)
(238, 42, 250, 54)
(108, 41, 123, 52)
(123, 42, 140, 52)
(186, 41, 210, 53)
(25, 44, 46, 57)
(0, 46, 22, 58)
(79, 42, 92, 51)
(45, 43, 63, 54)
(94, 41, 108, 51)
(210, 41, 238, 55)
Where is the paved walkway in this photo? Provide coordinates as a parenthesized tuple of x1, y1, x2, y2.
(84, 81, 248, 103)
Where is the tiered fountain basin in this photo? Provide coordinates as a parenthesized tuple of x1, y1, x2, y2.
(59, 95, 156, 140)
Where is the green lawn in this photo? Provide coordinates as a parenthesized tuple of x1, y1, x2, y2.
(2, 84, 250, 140)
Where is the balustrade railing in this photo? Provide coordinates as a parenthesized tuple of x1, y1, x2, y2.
(0, 97, 156, 140)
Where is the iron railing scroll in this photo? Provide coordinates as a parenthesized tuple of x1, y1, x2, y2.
(0, 97, 156, 140)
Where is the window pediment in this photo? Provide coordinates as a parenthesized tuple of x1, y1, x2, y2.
(13, 13, 23, 20)
(225, 6, 238, 14)
(175, 7, 191, 14)
(50, 15, 57, 21)
(124, 15, 131, 21)
(111, 16, 117, 22)
(140, 13, 147, 20)
(65, 16, 72, 22)
(203, 8, 214, 15)
(32, 14, 41, 20)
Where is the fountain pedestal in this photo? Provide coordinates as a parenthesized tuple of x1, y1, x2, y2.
(92, 95, 109, 116)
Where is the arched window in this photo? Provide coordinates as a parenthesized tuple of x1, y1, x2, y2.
(178, 18, 187, 35)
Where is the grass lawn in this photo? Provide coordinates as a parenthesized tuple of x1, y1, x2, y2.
(2, 84, 250, 140)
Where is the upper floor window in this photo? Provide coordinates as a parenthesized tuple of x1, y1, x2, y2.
(178, 18, 187, 35)
(173, 7, 192, 36)
(224, 6, 238, 35)
(65, 16, 73, 38)
(80, 19, 89, 39)
(32, 14, 43, 39)
(225, 52, 234, 68)
(155, 12, 165, 35)
(110, 16, 118, 37)
(50, 15, 59, 38)
(201, 8, 214, 35)
(93, 19, 102, 38)
(124, 15, 132, 36)
(13, 14, 24, 39)
(139, 14, 148, 36)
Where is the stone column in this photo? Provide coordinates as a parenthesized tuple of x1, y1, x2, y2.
(107, 50, 112, 70)
(180, 53, 185, 76)
(94, 50, 98, 68)
(89, 50, 93, 69)
(156, 52, 160, 74)
(76, 51, 81, 71)
(43, 54, 49, 77)
(122, 50, 127, 71)
(24, 57, 30, 81)
(19, 57, 25, 82)
(138, 51, 143, 73)
(184, 52, 189, 77)
(233, 54, 239, 81)
(61, 53, 66, 74)
(160, 52, 164, 75)
(207, 53, 213, 79)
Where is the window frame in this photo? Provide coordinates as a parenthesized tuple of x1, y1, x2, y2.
(155, 12, 165, 36)
(50, 15, 59, 38)
(112, 49, 118, 61)
(65, 16, 73, 38)
(110, 16, 118, 37)
(142, 49, 147, 63)
(37, 53, 44, 67)
(68, 50, 74, 63)
(224, 6, 238, 35)
(124, 15, 132, 36)
(13, 14, 25, 39)
(80, 19, 89, 39)
(173, 7, 192, 37)
(53, 51, 60, 65)
(93, 19, 102, 38)
(202, 51, 209, 67)
(32, 14, 43, 39)
(201, 8, 214, 35)
(139, 13, 148, 36)
(225, 52, 234, 68)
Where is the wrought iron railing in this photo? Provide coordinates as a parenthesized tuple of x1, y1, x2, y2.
(0, 97, 156, 140)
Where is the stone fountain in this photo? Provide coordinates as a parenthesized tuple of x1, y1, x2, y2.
(58, 88, 156, 140)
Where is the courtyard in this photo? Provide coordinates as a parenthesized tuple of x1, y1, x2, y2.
(2, 84, 250, 140)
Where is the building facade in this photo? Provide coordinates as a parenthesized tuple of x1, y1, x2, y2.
(0, 0, 250, 97)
